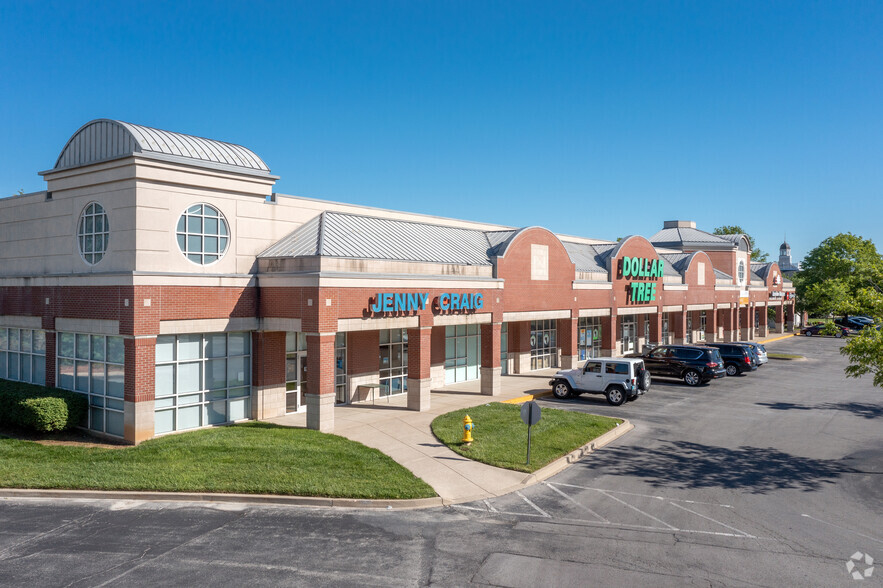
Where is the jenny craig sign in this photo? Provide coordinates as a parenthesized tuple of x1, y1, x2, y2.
(370, 292, 484, 313)
(621, 256, 664, 303)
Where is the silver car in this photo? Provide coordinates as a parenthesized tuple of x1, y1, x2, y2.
(737, 342, 768, 365)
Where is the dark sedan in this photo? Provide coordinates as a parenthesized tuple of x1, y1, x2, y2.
(800, 323, 849, 338)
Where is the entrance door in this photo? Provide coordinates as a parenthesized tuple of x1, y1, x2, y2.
(285, 352, 307, 413)
(621, 318, 636, 353)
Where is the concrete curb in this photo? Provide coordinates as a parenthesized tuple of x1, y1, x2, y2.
(0, 411, 633, 511)
(440, 418, 635, 506)
(520, 419, 633, 487)
(0, 488, 446, 510)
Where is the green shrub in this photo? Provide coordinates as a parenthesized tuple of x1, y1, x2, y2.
(0, 381, 87, 432)
(820, 322, 841, 336)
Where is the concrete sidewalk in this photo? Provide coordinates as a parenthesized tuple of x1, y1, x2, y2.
(267, 369, 631, 504)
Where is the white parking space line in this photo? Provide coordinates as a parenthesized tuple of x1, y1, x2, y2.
(594, 489, 678, 530)
(551, 482, 732, 507)
(483, 499, 498, 513)
(668, 502, 755, 538)
(452, 504, 548, 518)
(801, 513, 883, 545)
(516, 491, 552, 518)
(544, 483, 608, 523)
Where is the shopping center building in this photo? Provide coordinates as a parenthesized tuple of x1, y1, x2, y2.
(0, 119, 797, 443)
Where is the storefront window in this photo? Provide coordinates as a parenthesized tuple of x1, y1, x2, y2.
(530, 320, 557, 370)
(699, 311, 707, 341)
(444, 324, 480, 384)
(0, 327, 46, 386)
(578, 317, 602, 360)
(685, 313, 693, 344)
(154, 332, 251, 435)
(335, 333, 347, 404)
(379, 329, 408, 397)
(662, 314, 671, 345)
(57, 332, 124, 437)
(500, 323, 509, 376)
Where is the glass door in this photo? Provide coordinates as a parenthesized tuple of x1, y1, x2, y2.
(621, 317, 636, 354)
(286, 332, 307, 413)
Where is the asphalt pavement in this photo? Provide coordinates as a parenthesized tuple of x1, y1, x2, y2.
(0, 336, 880, 586)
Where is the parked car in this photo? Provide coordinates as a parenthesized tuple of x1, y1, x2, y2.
(834, 316, 874, 331)
(801, 323, 849, 338)
(736, 341, 768, 365)
(706, 343, 758, 376)
(550, 357, 650, 406)
(626, 345, 726, 386)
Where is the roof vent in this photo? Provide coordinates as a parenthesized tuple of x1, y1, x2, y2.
(663, 220, 696, 229)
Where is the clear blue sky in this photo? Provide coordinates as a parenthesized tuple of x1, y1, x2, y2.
(2, 1, 882, 264)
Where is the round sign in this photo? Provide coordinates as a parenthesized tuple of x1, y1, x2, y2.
(543, 333, 550, 346)
(530, 334, 536, 348)
(520, 401, 541, 426)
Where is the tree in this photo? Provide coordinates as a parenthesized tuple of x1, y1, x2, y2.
(712, 226, 769, 262)
(842, 328, 883, 387)
(792, 233, 883, 319)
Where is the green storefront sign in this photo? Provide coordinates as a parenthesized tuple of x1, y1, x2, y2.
(622, 256, 663, 303)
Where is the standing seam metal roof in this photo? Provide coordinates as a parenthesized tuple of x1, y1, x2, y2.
(259, 211, 496, 265)
(52, 119, 270, 173)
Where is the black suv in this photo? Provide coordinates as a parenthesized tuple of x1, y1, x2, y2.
(705, 343, 757, 376)
(627, 345, 726, 386)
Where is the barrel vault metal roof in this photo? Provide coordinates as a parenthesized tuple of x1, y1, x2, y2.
(52, 119, 271, 175)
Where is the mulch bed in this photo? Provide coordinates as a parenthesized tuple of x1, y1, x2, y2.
(0, 425, 128, 449)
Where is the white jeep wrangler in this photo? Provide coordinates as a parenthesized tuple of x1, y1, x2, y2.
(549, 357, 650, 406)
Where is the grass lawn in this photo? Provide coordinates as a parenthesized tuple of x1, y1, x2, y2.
(0, 422, 436, 499)
(431, 403, 622, 473)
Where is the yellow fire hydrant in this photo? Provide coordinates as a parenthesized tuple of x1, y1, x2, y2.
(462, 414, 474, 444)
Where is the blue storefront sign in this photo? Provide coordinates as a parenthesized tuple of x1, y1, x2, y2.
(369, 292, 484, 313)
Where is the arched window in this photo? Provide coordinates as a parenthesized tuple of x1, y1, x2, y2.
(738, 260, 746, 284)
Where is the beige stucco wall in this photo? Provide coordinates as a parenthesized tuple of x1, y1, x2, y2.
(0, 159, 137, 278)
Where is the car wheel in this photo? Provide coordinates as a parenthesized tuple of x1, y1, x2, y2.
(637, 368, 651, 391)
(605, 386, 625, 406)
(552, 380, 572, 399)
(804, 331, 812, 336)
(683, 369, 701, 387)
(835, 331, 843, 338)
(725, 364, 740, 377)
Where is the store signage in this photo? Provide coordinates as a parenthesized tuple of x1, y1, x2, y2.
(621, 256, 663, 303)
(770, 291, 794, 300)
(369, 292, 484, 313)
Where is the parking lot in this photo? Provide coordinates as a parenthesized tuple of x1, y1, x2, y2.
(0, 336, 880, 587)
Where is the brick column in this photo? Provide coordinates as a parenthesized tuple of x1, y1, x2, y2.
(648, 312, 663, 348)
(601, 314, 617, 357)
(252, 331, 286, 419)
(557, 317, 578, 369)
(673, 311, 687, 344)
(44, 331, 57, 388)
(513, 322, 532, 373)
(739, 306, 751, 340)
(786, 303, 795, 331)
(406, 326, 432, 410)
(706, 310, 717, 343)
(305, 332, 335, 432)
(480, 322, 502, 396)
(124, 336, 155, 445)
(758, 305, 768, 338)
